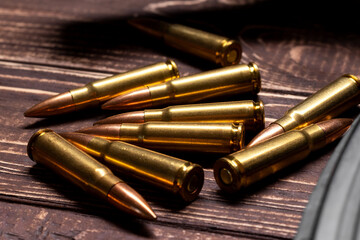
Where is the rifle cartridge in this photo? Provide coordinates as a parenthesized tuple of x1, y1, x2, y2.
(102, 62, 260, 111)
(24, 60, 179, 117)
(61, 133, 204, 202)
(27, 129, 156, 219)
(95, 100, 264, 132)
(129, 18, 242, 66)
(78, 122, 245, 154)
(248, 74, 360, 146)
(214, 119, 353, 193)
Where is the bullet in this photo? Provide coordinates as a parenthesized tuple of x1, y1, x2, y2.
(77, 122, 244, 154)
(248, 74, 360, 147)
(129, 18, 242, 67)
(102, 62, 260, 111)
(24, 60, 179, 117)
(27, 129, 156, 220)
(60, 133, 204, 202)
(213, 118, 353, 193)
(95, 100, 265, 132)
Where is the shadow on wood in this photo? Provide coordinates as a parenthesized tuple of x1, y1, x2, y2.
(27, 164, 155, 238)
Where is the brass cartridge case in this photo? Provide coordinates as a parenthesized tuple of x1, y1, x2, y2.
(276, 74, 360, 131)
(79, 122, 245, 154)
(102, 62, 260, 110)
(24, 60, 179, 117)
(97, 100, 264, 132)
(62, 133, 204, 202)
(214, 119, 352, 193)
(129, 18, 242, 66)
(70, 60, 179, 111)
(143, 100, 264, 131)
(27, 129, 156, 219)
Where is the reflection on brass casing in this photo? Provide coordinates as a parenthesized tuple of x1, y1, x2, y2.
(213, 120, 349, 193)
(144, 100, 264, 131)
(66, 134, 204, 202)
(81, 122, 244, 154)
(129, 18, 242, 66)
(143, 62, 259, 106)
(275, 74, 360, 131)
(27, 129, 157, 220)
(27, 129, 120, 199)
(103, 62, 260, 110)
(70, 60, 179, 111)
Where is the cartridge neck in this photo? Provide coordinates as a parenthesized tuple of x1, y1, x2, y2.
(301, 124, 327, 151)
(144, 109, 164, 121)
(275, 113, 306, 132)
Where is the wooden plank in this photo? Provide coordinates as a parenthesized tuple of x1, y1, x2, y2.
(1, 0, 360, 239)
(0, 76, 336, 239)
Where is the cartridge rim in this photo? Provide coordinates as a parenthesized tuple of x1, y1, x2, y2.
(219, 40, 242, 66)
(343, 74, 360, 87)
(248, 62, 261, 93)
(213, 157, 243, 193)
(27, 129, 54, 161)
(254, 101, 265, 131)
(165, 59, 180, 79)
(231, 123, 245, 152)
(175, 163, 204, 202)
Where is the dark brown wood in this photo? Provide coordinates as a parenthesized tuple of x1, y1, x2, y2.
(0, 0, 359, 239)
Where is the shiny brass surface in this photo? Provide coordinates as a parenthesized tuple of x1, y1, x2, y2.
(129, 18, 242, 66)
(102, 62, 260, 110)
(79, 122, 245, 154)
(143, 100, 264, 131)
(213, 119, 352, 193)
(24, 60, 179, 117)
(276, 74, 360, 131)
(27, 129, 156, 219)
(96, 100, 264, 131)
(63, 133, 204, 202)
(70, 60, 179, 111)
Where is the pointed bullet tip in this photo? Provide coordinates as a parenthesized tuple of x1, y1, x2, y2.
(108, 182, 157, 220)
(247, 123, 285, 147)
(24, 92, 74, 118)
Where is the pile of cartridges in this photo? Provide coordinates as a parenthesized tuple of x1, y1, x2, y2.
(24, 18, 359, 220)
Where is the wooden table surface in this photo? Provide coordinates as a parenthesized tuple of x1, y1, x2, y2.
(1, 0, 359, 239)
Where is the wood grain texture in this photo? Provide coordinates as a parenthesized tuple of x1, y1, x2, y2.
(0, 0, 360, 239)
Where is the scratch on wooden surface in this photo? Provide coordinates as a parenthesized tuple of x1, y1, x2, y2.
(0, 60, 110, 79)
(0, 140, 27, 146)
(265, 103, 292, 108)
(259, 92, 306, 100)
(144, 0, 208, 14)
(0, 85, 57, 96)
(279, 179, 316, 186)
(0, 74, 83, 87)
(0, 150, 27, 156)
(0, 7, 87, 22)
(35, 209, 48, 220)
(74, 229, 101, 240)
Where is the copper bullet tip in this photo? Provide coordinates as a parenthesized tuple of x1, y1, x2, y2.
(76, 125, 120, 140)
(94, 111, 145, 125)
(108, 182, 157, 220)
(24, 92, 75, 117)
(101, 87, 152, 110)
(316, 118, 353, 144)
(247, 123, 285, 147)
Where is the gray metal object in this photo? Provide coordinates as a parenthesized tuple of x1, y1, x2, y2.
(296, 114, 360, 240)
